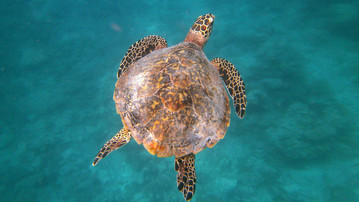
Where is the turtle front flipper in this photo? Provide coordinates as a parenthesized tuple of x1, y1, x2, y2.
(117, 35, 168, 78)
(175, 154, 196, 201)
(211, 58, 247, 118)
(92, 128, 131, 166)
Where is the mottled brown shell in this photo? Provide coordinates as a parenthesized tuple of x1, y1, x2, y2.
(114, 42, 230, 157)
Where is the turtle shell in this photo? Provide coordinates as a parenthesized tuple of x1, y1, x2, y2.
(114, 42, 230, 157)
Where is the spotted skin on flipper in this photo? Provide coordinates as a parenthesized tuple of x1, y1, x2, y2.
(117, 35, 167, 78)
(92, 128, 131, 166)
(211, 58, 247, 118)
(175, 153, 196, 201)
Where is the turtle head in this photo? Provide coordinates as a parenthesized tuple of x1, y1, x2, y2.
(184, 13, 215, 49)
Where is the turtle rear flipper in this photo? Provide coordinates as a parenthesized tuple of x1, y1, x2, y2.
(92, 128, 131, 166)
(117, 35, 167, 78)
(175, 153, 196, 201)
(211, 58, 247, 118)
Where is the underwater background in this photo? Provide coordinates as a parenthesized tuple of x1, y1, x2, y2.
(1, 0, 358, 201)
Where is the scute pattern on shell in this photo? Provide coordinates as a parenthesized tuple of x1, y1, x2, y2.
(114, 42, 230, 157)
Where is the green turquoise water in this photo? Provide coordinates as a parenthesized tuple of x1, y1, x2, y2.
(1, 0, 358, 201)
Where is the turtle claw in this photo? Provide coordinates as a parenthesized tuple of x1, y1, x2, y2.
(175, 153, 196, 201)
(92, 128, 131, 166)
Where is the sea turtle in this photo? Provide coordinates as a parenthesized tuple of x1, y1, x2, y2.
(93, 13, 246, 201)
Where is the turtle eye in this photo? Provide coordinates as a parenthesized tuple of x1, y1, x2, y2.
(206, 13, 215, 23)
(205, 19, 209, 25)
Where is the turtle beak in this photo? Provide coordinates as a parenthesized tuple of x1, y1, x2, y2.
(205, 14, 215, 38)
(205, 13, 215, 27)
(208, 13, 215, 21)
